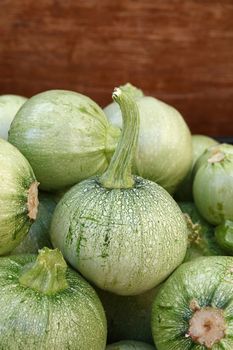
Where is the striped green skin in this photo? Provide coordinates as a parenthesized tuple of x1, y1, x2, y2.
(0, 254, 107, 350)
(8, 90, 120, 191)
(11, 193, 56, 254)
(151, 256, 233, 350)
(0, 94, 27, 140)
(0, 139, 36, 255)
(104, 96, 192, 194)
(50, 176, 188, 296)
(106, 340, 156, 349)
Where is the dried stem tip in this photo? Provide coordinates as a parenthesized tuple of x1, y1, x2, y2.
(188, 306, 226, 348)
(27, 181, 39, 220)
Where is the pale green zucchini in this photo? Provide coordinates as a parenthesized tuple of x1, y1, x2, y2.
(50, 87, 188, 295)
(0, 248, 107, 349)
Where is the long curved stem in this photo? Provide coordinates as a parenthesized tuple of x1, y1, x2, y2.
(100, 87, 140, 189)
(120, 83, 144, 99)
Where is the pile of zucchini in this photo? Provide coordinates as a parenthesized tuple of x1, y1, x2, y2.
(1, 84, 233, 349)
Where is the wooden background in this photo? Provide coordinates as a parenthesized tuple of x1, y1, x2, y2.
(0, 0, 233, 136)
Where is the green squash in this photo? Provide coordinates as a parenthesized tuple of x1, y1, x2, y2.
(151, 256, 233, 349)
(8, 89, 120, 191)
(0, 94, 27, 140)
(106, 340, 155, 349)
(193, 143, 233, 225)
(215, 220, 233, 254)
(50, 87, 188, 295)
(178, 202, 224, 261)
(175, 135, 218, 201)
(0, 138, 39, 255)
(11, 192, 56, 254)
(97, 286, 159, 344)
(0, 248, 107, 349)
(104, 83, 192, 194)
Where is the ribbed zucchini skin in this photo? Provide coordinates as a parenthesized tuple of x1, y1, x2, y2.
(50, 176, 188, 295)
(152, 256, 233, 350)
(0, 254, 107, 349)
(0, 139, 37, 255)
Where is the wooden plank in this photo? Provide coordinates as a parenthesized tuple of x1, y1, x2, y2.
(0, 0, 233, 135)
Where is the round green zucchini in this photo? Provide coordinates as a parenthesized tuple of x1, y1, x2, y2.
(152, 256, 233, 349)
(0, 138, 39, 255)
(50, 87, 188, 295)
(104, 83, 192, 194)
(8, 89, 120, 191)
(0, 248, 107, 349)
(193, 143, 233, 224)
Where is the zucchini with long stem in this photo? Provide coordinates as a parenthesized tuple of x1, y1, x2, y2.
(50, 87, 188, 295)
